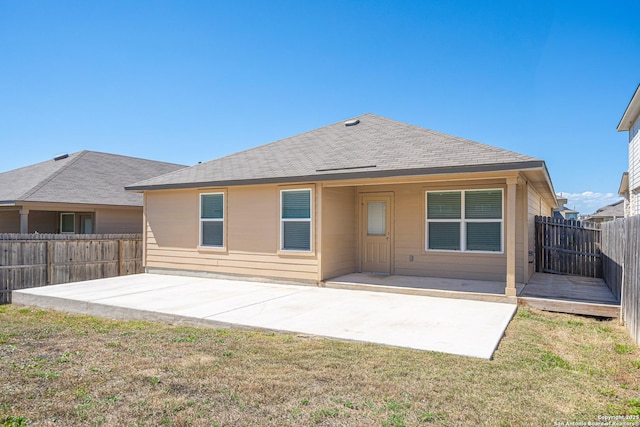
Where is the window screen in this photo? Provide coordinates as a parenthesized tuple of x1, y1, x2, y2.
(426, 189, 503, 252)
(200, 193, 224, 247)
(281, 189, 311, 251)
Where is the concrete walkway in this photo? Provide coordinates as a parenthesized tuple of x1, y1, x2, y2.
(12, 274, 517, 359)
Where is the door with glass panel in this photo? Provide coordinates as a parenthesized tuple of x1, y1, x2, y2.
(361, 194, 392, 274)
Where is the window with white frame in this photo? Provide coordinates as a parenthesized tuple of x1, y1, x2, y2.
(280, 189, 312, 251)
(426, 189, 503, 252)
(60, 213, 75, 234)
(200, 193, 224, 248)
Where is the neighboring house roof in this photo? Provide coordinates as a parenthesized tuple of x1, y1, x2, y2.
(585, 200, 625, 220)
(127, 113, 547, 191)
(0, 151, 186, 207)
(617, 84, 640, 132)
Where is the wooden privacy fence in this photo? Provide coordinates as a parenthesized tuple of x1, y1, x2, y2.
(535, 216, 602, 278)
(601, 216, 640, 345)
(0, 234, 143, 304)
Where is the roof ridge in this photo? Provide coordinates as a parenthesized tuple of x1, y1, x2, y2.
(202, 113, 373, 164)
(18, 150, 89, 200)
(127, 114, 374, 188)
(81, 150, 187, 167)
(372, 114, 539, 160)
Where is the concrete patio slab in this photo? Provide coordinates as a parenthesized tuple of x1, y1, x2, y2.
(12, 274, 517, 359)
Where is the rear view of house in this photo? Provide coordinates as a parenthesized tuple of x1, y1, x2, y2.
(127, 114, 557, 296)
(0, 151, 185, 234)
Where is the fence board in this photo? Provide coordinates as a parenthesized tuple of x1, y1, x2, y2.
(0, 234, 143, 303)
(535, 216, 602, 278)
(602, 216, 640, 345)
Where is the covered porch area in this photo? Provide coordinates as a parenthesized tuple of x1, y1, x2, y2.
(323, 272, 620, 317)
(318, 173, 530, 298)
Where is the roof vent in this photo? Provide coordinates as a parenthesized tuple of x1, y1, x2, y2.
(53, 153, 69, 161)
(344, 119, 360, 127)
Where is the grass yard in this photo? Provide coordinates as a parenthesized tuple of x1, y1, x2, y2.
(0, 304, 639, 426)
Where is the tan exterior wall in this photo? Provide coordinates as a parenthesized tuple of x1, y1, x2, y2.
(28, 211, 58, 233)
(142, 174, 534, 285)
(526, 184, 555, 279)
(320, 186, 357, 280)
(0, 210, 58, 233)
(95, 208, 143, 234)
(1, 204, 143, 234)
(352, 178, 524, 283)
(144, 186, 319, 282)
(0, 210, 19, 233)
(527, 185, 542, 279)
(516, 181, 527, 282)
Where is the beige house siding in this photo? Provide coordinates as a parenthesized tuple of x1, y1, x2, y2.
(526, 184, 554, 279)
(0, 211, 19, 233)
(144, 186, 319, 282)
(95, 208, 143, 234)
(0, 206, 143, 234)
(352, 179, 522, 283)
(527, 185, 541, 280)
(320, 186, 357, 280)
(28, 211, 58, 233)
(142, 174, 540, 285)
(516, 181, 527, 282)
(0, 210, 58, 233)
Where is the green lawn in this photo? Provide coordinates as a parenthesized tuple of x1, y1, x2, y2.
(0, 304, 639, 426)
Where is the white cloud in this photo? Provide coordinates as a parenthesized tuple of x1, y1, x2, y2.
(557, 191, 622, 216)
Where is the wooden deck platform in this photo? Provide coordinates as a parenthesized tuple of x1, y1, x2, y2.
(518, 273, 620, 318)
(324, 272, 620, 318)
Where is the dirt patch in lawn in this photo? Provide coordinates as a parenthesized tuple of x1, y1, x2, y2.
(0, 305, 639, 426)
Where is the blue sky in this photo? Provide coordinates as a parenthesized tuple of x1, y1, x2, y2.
(1, 1, 638, 215)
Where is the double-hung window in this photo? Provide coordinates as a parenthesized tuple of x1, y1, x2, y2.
(200, 193, 224, 248)
(280, 189, 312, 252)
(426, 189, 503, 252)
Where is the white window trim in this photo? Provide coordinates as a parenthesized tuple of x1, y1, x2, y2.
(425, 189, 504, 254)
(280, 188, 312, 252)
(199, 192, 225, 249)
(60, 213, 75, 234)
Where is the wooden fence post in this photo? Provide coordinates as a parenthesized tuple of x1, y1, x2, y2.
(47, 241, 53, 285)
(118, 240, 123, 276)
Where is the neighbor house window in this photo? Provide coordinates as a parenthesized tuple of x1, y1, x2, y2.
(200, 193, 224, 248)
(426, 189, 503, 252)
(60, 213, 75, 234)
(280, 189, 312, 251)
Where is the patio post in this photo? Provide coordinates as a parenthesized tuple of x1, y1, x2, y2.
(505, 178, 517, 296)
(19, 209, 29, 234)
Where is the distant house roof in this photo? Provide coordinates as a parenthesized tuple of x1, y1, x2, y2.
(617, 84, 640, 132)
(0, 151, 186, 207)
(586, 200, 625, 220)
(127, 113, 548, 191)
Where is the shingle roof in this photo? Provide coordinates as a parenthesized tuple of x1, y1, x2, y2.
(127, 113, 543, 191)
(0, 151, 186, 206)
(587, 200, 625, 219)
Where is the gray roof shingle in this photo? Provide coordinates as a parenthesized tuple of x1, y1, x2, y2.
(127, 113, 543, 190)
(587, 200, 625, 219)
(0, 151, 186, 206)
